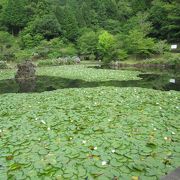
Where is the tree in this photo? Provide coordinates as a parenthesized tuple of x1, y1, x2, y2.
(124, 12, 152, 36)
(0, 31, 16, 61)
(149, 0, 169, 40)
(77, 30, 98, 57)
(149, 0, 180, 42)
(117, 0, 132, 21)
(164, 1, 180, 42)
(97, 31, 117, 61)
(0, 31, 13, 53)
(125, 29, 156, 58)
(59, 7, 79, 42)
(31, 14, 61, 40)
(2, 0, 31, 35)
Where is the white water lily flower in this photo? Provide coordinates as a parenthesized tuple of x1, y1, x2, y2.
(102, 161, 107, 166)
(41, 120, 46, 124)
(111, 149, 116, 153)
(0, 129, 2, 133)
(35, 118, 38, 120)
(94, 147, 97, 150)
(176, 106, 179, 109)
(172, 132, 175, 135)
(156, 103, 159, 105)
(164, 137, 168, 140)
(82, 140, 86, 144)
(70, 137, 73, 140)
(159, 107, 162, 110)
(154, 128, 157, 131)
(47, 127, 51, 131)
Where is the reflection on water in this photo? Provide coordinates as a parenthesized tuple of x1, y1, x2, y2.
(0, 72, 179, 93)
(16, 78, 36, 93)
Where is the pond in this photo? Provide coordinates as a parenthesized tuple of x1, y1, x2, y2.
(0, 65, 179, 179)
(0, 66, 179, 93)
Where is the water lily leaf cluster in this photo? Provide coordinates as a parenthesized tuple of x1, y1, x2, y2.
(0, 65, 179, 179)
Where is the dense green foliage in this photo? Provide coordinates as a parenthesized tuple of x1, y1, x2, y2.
(142, 53, 180, 66)
(0, 0, 179, 62)
(0, 66, 179, 179)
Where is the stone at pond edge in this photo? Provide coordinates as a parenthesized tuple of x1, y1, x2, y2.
(15, 60, 36, 92)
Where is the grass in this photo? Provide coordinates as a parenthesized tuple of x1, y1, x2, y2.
(0, 65, 179, 179)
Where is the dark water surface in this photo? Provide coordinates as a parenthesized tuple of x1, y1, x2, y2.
(0, 67, 179, 93)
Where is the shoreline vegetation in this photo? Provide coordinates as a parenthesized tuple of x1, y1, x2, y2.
(1, 52, 179, 70)
(0, 0, 179, 69)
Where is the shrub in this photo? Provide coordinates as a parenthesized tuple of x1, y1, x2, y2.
(37, 57, 79, 67)
(0, 31, 17, 61)
(88, 54, 96, 60)
(163, 53, 180, 65)
(0, 61, 8, 69)
(20, 33, 43, 48)
(142, 53, 180, 66)
(2, 51, 16, 61)
(116, 49, 128, 61)
(60, 45, 77, 57)
(33, 39, 77, 59)
(48, 52, 62, 59)
(154, 40, 170, 55)
(15, 49, 34, 63)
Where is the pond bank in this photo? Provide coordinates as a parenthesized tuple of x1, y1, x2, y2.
(109, 62, 180, 70)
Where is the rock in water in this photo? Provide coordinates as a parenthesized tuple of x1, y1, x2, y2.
(15, 61, 36, 92)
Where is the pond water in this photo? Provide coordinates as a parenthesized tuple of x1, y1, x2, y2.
(0, 66, 179, 93)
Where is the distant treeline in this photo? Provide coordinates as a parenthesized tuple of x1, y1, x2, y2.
(0, 0, 179, 62)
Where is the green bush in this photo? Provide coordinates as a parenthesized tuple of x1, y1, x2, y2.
(0, 31, 17, 62)
(116, 49, 128, 61)
(36, 47, 50, 59)
(20, 33, 43, 48)
(0, 61, 8, 69)
(15, 49, 34, 63)
(33, 39, 77, 59)
(163, 53, 180, 65)
(142, 53, 180, 66)
(38, 59, 54, 67)
(88, 54, 96, 60)
(38, 57, 77, 67)
(2, 51, 16, 61)
(48, 52, 62, 59)
(60, 45, 77, 57)
(154, 40, 170, 55)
